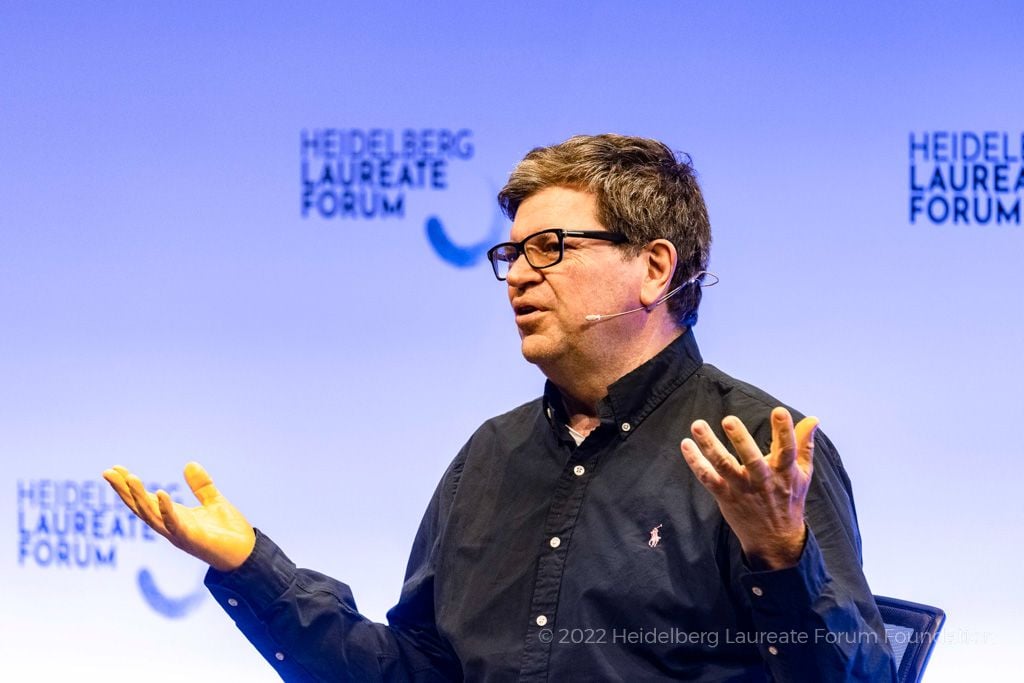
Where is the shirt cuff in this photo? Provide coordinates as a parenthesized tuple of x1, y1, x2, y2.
(739, 528, 830, 615)
(204, 528, 297, 614)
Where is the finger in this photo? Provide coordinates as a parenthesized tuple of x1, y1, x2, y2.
(157, 489, 186, 545)
(689, 420, 743, 478)
(794, 416, 819, 473)
(184, 461, 221, 506)
(103, 467, 140, 515)
(680, 438, 727, 493)
(721, 416, 770, 482)
(125, 474, 169, 538)
(769, 407, 797, 470)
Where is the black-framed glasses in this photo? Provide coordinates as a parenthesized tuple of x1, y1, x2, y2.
(486, 228, 628, 281)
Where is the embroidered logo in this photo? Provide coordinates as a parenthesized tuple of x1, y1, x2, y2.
(648, 524, 663, 548)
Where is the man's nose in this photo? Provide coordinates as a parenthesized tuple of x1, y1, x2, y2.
(505, 253, 543, 287)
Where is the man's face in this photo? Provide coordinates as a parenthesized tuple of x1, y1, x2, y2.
(506, 186, 645, 370)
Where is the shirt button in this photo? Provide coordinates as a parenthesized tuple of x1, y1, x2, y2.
(768, 646, 779, 656)
(621, 422, 632, 432)
(275, 652, 285, 661)
(573, 465, 585, 476)
(227, 598, 238, 607)
(751, 586, 764, 597)
(549, 537, 561, 548)
(536, 615, 548, 626)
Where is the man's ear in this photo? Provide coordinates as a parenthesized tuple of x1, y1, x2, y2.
(640, 239, 677, 308)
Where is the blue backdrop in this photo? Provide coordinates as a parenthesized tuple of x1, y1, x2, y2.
(3, 2, 1021, 680)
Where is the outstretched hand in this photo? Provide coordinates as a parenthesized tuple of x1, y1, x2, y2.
(680, 407, 818, 570)
(102, 462, 256, 572)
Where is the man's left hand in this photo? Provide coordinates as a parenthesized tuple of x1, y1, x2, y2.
(680, 407, 818, 570)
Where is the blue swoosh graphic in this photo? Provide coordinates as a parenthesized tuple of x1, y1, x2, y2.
(426, 208, 505, 268)
(137, 567, 206, 619)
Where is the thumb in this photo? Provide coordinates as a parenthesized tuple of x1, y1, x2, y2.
(183, 461, 222, 505)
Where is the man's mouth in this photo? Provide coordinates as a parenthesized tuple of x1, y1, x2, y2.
(513, 303, 545, 321)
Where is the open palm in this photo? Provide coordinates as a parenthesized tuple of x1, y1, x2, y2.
(103, 461, 255, 572)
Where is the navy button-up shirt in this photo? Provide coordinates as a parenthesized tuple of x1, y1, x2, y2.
(207, 330, 896, 681)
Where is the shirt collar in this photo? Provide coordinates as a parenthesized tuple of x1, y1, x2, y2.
(542, 328, 704, 440)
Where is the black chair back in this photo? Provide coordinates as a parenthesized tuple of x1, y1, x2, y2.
(874, 595, 945, 683)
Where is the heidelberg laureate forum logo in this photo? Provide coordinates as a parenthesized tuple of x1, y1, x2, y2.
(300, 127, 503, 266)
(17, 477, 206, 619)
(909, 130, 1024, 225)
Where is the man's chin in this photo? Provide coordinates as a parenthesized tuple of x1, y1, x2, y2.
(519, 336, 557, 366)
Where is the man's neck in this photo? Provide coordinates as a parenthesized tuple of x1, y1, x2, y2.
(547, 324, 685, 430)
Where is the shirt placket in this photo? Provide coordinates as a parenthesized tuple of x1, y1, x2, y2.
(517, 429, 609, 682)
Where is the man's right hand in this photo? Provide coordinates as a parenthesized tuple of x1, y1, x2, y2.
(102, 462, 256, 572)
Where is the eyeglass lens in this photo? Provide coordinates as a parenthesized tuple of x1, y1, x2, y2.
(491, 230, 564, 279)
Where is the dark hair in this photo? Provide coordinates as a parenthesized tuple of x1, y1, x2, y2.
(498, 134, 712, 327)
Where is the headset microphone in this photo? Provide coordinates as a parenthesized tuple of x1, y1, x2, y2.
(584, 271, 718, 323)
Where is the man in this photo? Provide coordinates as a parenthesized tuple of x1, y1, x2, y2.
(105, 134, 896, 681)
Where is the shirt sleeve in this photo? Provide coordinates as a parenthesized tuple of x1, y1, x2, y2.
(204, 463, 463, 682)
(736, 431, 898, 682)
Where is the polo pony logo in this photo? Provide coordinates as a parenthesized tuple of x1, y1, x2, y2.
(648, 524, 663, 548)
